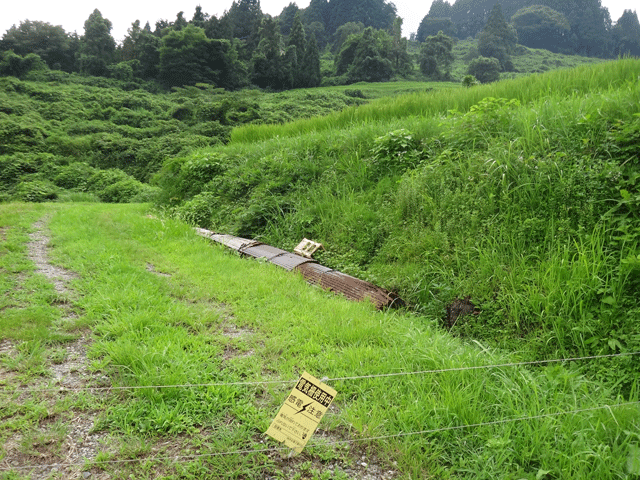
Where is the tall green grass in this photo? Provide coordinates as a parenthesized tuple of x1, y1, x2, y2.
(230, 59, 640, 144)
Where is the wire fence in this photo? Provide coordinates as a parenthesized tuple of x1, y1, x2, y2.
(3, 351, 639, 394)
(1, 351, 639, 473)
(2, 400, 638, 472)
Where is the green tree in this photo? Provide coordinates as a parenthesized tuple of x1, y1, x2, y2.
(121, 20, 142, 61)
(420, 31, 454, 80)
(287, 12, 307, 87)
(137, 27, 161, 80)
(303, 0, 328, 25)
(205, 15, 233, 40)
(335, 26, 402, 82)
(0, 20, 77, 72)
(78, 9, 116, 76)
(347, 27, 393, 82)
(416, 17, 457, 43)
(477, 3, 517, 71)
(332, 21, 364, 53)
(226, 0, 263, 57)
(428, 0, 454, 18)
(173, 12, 188, 31)
(0, 51, 47, 78)
(288, 12, 306, 55)
(300, 31, 321, 87)
(557, 0, 611, 57)
(191, 6, 209, 29)
(251, 16, 287, 89)
(511, 5, 571, 53)
(467, 55, 500, 83)
(335, 32, 360, 76)
(390, 17, 412, 76)
(279, 2, 299, 37)
(320, 0, 396, 36)
(120, 21, 160, 79)
(450, 0, 501, 40)
(159, 25, 241, 88)
(612, 10, 640, 57)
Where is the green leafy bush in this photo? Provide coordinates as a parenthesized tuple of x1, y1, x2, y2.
(467, 56, 501, 83)
(175, 191, 217, 226)
(98, 178, 151, 203)
(53, 162, 96, 189)
(462, 74, 479, 87)
(369, 129, 422, 176)
(14, 180, 57, 202)
(0, 118, 47, 154)
(189, 121, 230, 140)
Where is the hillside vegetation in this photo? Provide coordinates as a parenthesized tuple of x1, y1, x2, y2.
(0, 71, 380, 202)
(156, 59, 640, 394)
(1, 58, 640, 479)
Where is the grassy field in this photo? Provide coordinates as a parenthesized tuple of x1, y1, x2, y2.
(1, 202, 639, 479)
(449, 39, 605, 81)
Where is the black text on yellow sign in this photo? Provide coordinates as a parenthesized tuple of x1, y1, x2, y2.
(265, 372, 337, 454)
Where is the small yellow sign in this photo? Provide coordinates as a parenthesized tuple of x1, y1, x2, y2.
(265, 372, 337, 454)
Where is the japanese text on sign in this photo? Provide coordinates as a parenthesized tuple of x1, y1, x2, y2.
(265, 372, 337, 454)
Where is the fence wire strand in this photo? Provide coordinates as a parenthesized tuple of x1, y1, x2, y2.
(2, 400, 638, 472)
(4, 351, 639, 395)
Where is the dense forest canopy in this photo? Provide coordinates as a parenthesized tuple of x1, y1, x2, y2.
(2, 0, 639, 91)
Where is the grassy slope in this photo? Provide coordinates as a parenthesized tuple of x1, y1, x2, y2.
(449, 39, 605, 80)
(1, 202, 638, 479)
(158, 59, 640, 396)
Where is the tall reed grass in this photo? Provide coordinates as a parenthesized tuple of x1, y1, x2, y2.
(231, 59, 640, 144)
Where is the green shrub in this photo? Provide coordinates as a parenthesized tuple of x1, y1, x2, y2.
(189, 121, 230, 140)
(0, 118, 47, 154)
(0, 153, 40, 186)
(462, 75, 479, 87)
(152, 152, 228, 204)
(85, 168, 133, 193)
(14, 180, 57, 202)
(129, 184, 160, 203)
(98, 178, 148, 203)
(0, 51, 48, 78)
(344, 89, 366, 98)
(467, 56, 501, 83)
(369, 129, 423, 176)
(53, 162, 96, 189)
(175, 191, 217, 226)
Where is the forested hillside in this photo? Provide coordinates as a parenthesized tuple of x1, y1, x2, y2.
(2, 0, 639, 91)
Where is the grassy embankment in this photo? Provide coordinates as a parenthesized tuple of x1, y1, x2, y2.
(448, 38, 605, 80)
(157, 59, 640, 395)
(1, 202, 638, 479)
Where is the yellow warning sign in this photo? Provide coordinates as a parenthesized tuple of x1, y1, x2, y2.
(265, 372, 337, 454)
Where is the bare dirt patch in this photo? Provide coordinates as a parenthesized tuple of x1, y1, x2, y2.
(27, 218, 78, 296)
(444, 296, 480, 329)
(146, 262, 171, 278)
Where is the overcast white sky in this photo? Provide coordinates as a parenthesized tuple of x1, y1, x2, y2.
(1, 0, 637, 44)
